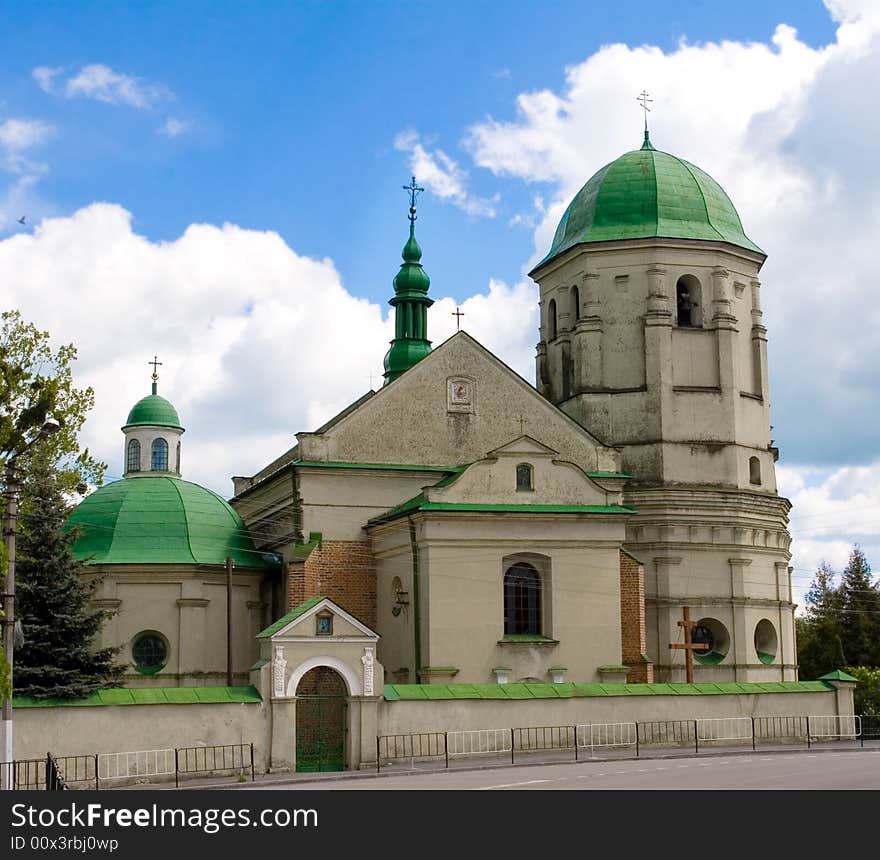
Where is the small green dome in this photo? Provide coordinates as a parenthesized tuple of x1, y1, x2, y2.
(392, 225, 430, 295)
(123, 390, 183, 431)
(66, 476, 271, 568)
(538, 133, 763, 269)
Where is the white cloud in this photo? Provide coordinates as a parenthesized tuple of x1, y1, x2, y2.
(0, 119, 54, 226)
(157, 117, 187, 137)
(0, 204, 529, 497)
(394, 130, 498, 218)
(0, 118, 53, 154)
(63, 64, 169, 109)
(32, 66, 64, 94)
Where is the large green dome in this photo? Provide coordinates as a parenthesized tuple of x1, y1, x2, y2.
(537, 134, 763, 269)
(66, 476, 270, 568)
(123, 392, 183, 430)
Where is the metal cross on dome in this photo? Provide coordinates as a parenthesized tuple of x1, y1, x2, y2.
(148, 355, 162, 381)
(403, 176, 424, 222)
(637, 90, 653, 131)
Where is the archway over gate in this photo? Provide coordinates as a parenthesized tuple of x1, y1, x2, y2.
(295, 666, 348, 772)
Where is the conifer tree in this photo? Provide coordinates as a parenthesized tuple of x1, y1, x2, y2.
(797, 561, 845, 679)
(13, 451, 123, 698)
(838, 544, 880, 668)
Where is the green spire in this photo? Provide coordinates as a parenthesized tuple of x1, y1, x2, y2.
(641, 129, 655, 151)
(383, 178, 434, 384)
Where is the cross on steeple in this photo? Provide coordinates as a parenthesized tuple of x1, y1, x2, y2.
(403, 176, 424, 222)
(452, 307, 465, 331)
(637, 90, 653, 132)
(148, 355, 162, 381)
(669, 605, 708, 683)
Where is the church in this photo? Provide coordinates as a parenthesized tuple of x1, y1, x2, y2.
(56, 130, 812, 772)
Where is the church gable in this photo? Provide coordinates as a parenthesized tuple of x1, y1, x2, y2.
(424, 435, 616, 507)
(257, 596, 378, 641)
(296, 332, 621, 474)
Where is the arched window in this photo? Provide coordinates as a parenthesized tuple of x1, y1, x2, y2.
(176, 440, 181, 473)
(151, 437, 169, 471)
(676, 275, 702, 327)
(570, 285, 580, 323)
(504, 563, 541, 635)
(548, 299, 557, 339)
(127, 439, 141, 473)
(516, 463, 533, 491)
(749, 456, 761, 485)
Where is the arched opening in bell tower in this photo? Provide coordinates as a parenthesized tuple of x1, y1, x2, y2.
(548, 298, 557, 339)
(675, 274, 703, 327)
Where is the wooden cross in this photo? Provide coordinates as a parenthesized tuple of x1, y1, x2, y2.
(452, 307, 465, 331)
(669, 605, 707, 684)
(148, 355, 162, 381)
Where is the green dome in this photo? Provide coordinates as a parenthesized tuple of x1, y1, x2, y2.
(538, 134, 763, 268)
(123, 391, 183, 431)
(66, 476, 271, 568)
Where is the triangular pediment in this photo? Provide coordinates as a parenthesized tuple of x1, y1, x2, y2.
(257, 596, 379, 641)
(487, 435, 559, 458)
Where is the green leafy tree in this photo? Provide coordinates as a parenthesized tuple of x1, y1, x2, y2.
(797, 560, 846, 679)
(1, 309, 105, 492)
(0, 541, 8, 700)
(838, 545, 880, 667)
(14, 451, 123, 698)
(844, 666, 880, 717)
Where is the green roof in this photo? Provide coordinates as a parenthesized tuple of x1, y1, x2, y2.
(535, 132, 763, 271)
(13, 685, 262, 708)
(383, 680, 835, 701)
(66, 476, 271, 568)
(123, 391, 183, 430)
(369, 497, 635, 526)
(257, 595, 326, 638)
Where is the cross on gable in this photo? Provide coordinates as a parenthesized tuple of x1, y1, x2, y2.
(452, 307, 465, 331)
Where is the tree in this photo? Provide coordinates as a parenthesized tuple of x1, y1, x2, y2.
(838, 545, 880, 668)
(844, 666, 880, 717)
(1, 309, 105, 492)
(13, 451, 123, 698)
(797, 560, 846, 679)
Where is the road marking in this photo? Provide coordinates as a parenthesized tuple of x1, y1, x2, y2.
(474, 779, 551, 790)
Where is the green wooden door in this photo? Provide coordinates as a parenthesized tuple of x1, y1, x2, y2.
(295, 667, 347, 772)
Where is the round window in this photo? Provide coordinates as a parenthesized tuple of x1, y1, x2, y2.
(692, 617, 730, 665)
(132, 631, 168, 675)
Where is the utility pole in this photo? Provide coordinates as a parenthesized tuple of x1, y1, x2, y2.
(226, 556, 234, 687)
(2, 460, 20, 786)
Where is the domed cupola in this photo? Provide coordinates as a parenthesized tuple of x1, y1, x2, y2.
(121, 359, 185, 477)
(536, 130, 763, 272)
(383, 177, 434, 384)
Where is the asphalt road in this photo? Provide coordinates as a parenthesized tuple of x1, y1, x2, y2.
(243, 749, 880, 790)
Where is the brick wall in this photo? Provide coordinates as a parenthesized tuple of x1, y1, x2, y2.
(287, 540, 376, 628)
(620, 549, 654, 683)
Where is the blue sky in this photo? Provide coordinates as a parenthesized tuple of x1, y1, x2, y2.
(2, 1, 838, 301)
(2, 0, 880, 596)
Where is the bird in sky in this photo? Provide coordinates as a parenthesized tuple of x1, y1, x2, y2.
(17, 216, 26, 225)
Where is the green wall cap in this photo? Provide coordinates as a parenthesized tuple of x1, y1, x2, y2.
(257, 595, 326, 638)
(291, 532, 322, 561)
(420, 666, 459, 674)
(250, 658, 269, 670)
(382, 680, 834, 701)
(587, 472, 632, 479)
(534, 138, 764, 272)
(819, 670, 858, 682)
(13, 685, 262, 708)
(66, 476, 271, 568)
(123, 393, 183, 430)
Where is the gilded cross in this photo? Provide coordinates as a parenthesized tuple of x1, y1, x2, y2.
(403, 176, 424, 222)
(637, 90, 653, 131)
(452, 307, 465, 331)
(148, 355, 162, 381)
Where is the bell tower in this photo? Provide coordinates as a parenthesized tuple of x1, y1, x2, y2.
(530, 131, 796, 682)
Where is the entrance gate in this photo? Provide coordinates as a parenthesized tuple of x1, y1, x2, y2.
(295, 666, 347, 772)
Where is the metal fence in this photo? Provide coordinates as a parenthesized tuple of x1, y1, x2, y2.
(174, 743, 255, 787)
(577, 722, 638, 753)
(376, 732, 447, 771)
(447, 728, 511, 757)
(0, 754, 73, 790)
(99, 749, 175, 783)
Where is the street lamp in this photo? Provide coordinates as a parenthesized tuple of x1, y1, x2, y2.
(2, 417, 61, 787)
